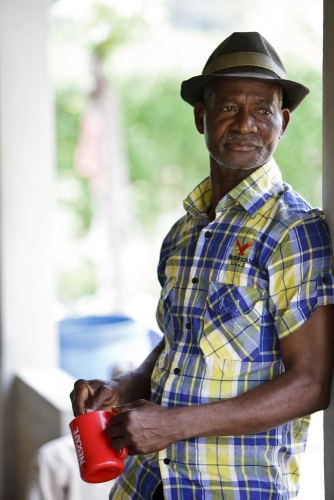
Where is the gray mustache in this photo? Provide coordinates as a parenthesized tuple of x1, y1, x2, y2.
(222, 134, 263, 147)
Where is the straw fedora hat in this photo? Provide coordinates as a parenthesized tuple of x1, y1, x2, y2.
(181, 32, 309, 112)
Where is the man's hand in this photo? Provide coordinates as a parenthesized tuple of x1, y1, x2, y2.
(70, 338, 166, 417)
(70, 379, 123, 416)
(107, 400, 179, 455)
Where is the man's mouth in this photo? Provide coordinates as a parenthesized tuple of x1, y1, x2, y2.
(225, 142, 260, 152)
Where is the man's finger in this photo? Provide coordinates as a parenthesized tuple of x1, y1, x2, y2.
(111, 437, 128, 450)
(70, 380, 95, 416)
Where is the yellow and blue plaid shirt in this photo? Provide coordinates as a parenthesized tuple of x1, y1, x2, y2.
(110, 159, 334, 499)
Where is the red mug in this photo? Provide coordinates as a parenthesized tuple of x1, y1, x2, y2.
(69, 410, 128, 483)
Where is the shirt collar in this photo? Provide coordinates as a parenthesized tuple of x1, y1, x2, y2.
(183, 158, 284, 219)
(183, 177, 212, 218)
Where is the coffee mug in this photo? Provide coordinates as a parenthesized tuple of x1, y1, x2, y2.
(69, 410, 128, 483)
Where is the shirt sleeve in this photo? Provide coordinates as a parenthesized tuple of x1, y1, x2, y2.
(267, 213, 334, 340)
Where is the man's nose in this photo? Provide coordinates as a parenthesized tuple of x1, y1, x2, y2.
(231, 109, 257, 134)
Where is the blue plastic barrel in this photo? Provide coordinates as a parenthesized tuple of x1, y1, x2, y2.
(59, 315, 154, 380)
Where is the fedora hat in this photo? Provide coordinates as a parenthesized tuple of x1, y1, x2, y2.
(181, 32, 309, 111)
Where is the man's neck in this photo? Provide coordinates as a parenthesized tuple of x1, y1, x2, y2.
(209, 158, 259, 217)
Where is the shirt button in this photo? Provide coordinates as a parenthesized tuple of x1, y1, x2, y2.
(192, 277, 198, 284)
(186, 322, 191, 329)
(174, 368, 180, 375)
(322, 276, 329, 284)
(164, 458, 171, 465)
(205, 231, 212, 238)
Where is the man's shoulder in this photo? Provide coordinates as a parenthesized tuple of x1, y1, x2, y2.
(277, 184, 325, 226)
(160, 214, 188, 250)
(265, 185, 330, 254)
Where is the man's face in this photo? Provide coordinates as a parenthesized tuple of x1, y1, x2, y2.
(194, 78, 290, 171)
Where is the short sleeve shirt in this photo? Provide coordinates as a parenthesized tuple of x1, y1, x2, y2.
(110, 159, 334, 500)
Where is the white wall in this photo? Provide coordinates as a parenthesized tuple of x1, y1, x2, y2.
(323, 0, 334, 497)
(0, 1, 57, 498)
(16, 368, 75, 500)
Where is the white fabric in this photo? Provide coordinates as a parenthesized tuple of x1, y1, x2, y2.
(25, 435, 114, 500)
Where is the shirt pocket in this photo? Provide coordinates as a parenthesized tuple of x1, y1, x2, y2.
(200, 282, 264, 361)
(156, 277, 177, 333)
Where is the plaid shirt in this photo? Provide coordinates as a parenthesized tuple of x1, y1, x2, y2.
(110, 159, 334, 500)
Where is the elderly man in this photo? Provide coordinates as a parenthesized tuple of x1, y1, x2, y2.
(71, 32, 334, 499)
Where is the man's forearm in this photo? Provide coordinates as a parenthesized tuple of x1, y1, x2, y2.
(107, 364, 325, 455)
(171, 367, 325, 442)
(169, 305, 334, 442)
(114, 337, 165, 404)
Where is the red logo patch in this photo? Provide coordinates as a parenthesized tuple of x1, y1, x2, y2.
(236, 241, 253, 256)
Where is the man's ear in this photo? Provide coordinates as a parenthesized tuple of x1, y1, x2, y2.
(279, 109, 290, 139)
(194, 102, 205, 134)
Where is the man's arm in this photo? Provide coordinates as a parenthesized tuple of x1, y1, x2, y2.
(108, 305, 334, 454)
(70, 337, 165, 416)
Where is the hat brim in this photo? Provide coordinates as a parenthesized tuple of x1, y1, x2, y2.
(181, 72, 310, 112)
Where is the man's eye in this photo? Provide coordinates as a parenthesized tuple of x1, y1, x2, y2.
(222, 106, 236, 112)
(258, 109, 271, 115)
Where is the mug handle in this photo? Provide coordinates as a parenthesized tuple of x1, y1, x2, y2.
(107, 411, 128, 459)
(117, 447, 128, 459)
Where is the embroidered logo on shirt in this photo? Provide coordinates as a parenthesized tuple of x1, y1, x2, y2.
(236, 241, 253, 256)
(229, 240, 254, 268)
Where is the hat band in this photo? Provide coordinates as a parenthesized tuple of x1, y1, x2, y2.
(202, 52, 287, 79)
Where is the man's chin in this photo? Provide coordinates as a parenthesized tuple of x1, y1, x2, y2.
(217, 160, 263, 171)
(215, 152, 269, 171)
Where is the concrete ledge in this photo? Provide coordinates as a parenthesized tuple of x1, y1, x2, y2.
(15, 367, 75, 500)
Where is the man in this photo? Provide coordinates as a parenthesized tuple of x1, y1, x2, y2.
(71, 32, 334, 499)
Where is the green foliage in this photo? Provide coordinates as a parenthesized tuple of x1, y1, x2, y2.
(274, 63, 322, 207)
(56, 88, 93, 236)
(59, 258, 97, 302)
(82, 4, 146, 60)
(56, 89, 85, 173)
(119, 75, 208, 225)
